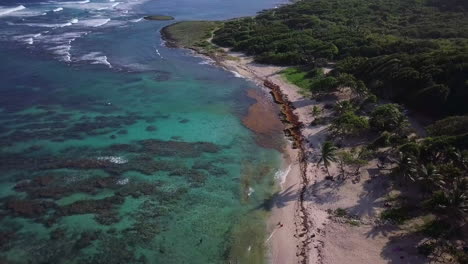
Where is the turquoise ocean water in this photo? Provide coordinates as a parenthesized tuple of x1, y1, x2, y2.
(0, 0, 287, 263)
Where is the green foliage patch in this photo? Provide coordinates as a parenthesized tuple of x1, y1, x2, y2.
(162, 21, 221, 50)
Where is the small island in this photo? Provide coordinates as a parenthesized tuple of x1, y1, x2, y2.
(143, 15, 174, 21)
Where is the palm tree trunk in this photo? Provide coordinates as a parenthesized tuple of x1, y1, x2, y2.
(325, 164, 332, 179)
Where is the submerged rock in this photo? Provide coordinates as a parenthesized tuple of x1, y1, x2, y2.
(145, 125, 157, 132)
(0, 231, 15, 250)
(57, 195, 124, 216)
(5, 199, 56, 218)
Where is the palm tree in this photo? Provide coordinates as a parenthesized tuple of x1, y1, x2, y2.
(390, 151, 418, 182)
(417, 163, 441, 195)
(318, 141, 338, 179)
(434, 174, 468, 220)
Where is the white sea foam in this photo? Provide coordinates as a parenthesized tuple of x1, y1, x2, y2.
(198, 57, 215, 65)
(155, 48, 163, 59)
(130, 17, 143, 22)
(97, 2, 120, 10)
(274, 164, 292, 188)
(44, 31, 88, 61)
(50, 0, 89, 4)
(52, 1, 118, 11)
(230, 70, 243, 78)
(8, 18, 79, 28)
(0, 5, 26, 16)
(97, 156, 127, 164)
(116, 178, 129, 185)
(247, 187, 255, 197)
(77, 18, 110, 27)
(53, 7, 63, 12)
(116, 0, 151, 10)
(0, 5, 47, 17)
(81, 52, 112, 67)
(49, 44, 72, 61)
(12, 33, 42, 44)
(46, 31, 88, 43)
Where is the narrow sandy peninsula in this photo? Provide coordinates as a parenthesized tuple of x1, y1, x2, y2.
(161, 22, 439, 264)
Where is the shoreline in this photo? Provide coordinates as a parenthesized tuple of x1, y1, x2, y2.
(161, 24, 324, 262)
(211, 52, 321, 264)
(214, 51, 313, 264)
(176, 41, 324, 262)
(161, 24, 314, 262)
(160, 23, 414, 264)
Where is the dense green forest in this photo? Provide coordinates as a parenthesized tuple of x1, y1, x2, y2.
(212, 0, 468, 116)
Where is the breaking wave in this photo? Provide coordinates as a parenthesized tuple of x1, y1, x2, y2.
(8, 18, 79, 28)
(12, 33, 42, 44)
(80, 52, 112, 68)
(44, 31, 89, 61)
(130, 17, 143, 22)
(77, 18, 110, 27)
(0, 5, 26, 16)
(274, 164, 292, 188)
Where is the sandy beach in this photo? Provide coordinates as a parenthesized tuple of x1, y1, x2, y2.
(210, 51, 428, 264)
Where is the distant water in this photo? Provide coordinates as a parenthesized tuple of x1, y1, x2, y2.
(0, 0, 287, 263)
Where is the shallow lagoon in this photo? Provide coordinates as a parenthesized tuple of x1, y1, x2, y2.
(0, 0, 287, 262)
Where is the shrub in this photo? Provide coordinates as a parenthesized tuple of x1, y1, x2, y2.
(426, 115, 468, 136)
(369, 104, 408, 132)
(330, 111, 369, 136)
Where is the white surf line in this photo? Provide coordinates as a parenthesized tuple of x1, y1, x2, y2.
(0, 5, 26, 16)
(265, 228, 280, 244)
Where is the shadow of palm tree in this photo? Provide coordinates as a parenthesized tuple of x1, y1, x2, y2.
(307, 177, 344, 205)
(347, 173, 392, 218)
(254, 184, 299, 211)
(365, 224, 400, 239)
(380, 232, 428, 263)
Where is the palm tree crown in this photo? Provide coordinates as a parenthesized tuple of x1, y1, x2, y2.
(318, 141, 338, 178)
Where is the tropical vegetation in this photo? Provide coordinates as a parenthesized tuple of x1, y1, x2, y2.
(213, 0, 468, 116)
